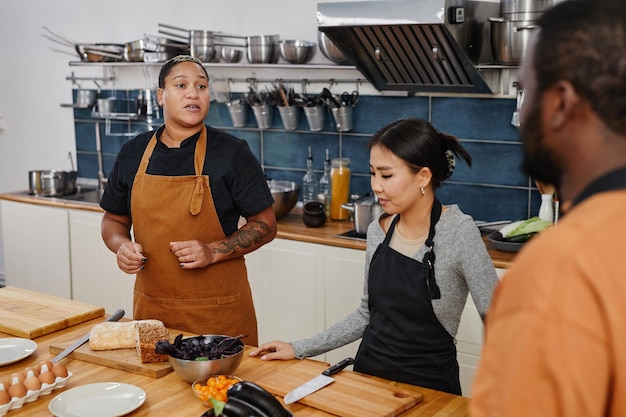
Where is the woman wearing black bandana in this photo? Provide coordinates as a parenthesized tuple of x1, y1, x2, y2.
(250, 118, 499, 395)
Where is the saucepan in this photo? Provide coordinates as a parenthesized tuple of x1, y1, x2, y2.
(341, 194, 383, 235)
(29, 170, 77, 196)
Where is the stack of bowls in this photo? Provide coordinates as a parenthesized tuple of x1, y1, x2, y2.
(246, 35, 280, 64)
(190, 30, 220, 63)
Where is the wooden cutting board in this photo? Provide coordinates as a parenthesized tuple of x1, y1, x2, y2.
(49, 325, 191, 378)
(0, 286, 105, 339)
(254, 359, 423, 417)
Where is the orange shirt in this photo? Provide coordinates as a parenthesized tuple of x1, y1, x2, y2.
(470, 191, 626, 417)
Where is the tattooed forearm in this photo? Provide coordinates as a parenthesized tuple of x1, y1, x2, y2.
(213, 220, 272, 255)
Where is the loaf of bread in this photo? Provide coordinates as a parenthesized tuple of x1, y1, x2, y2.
(136, 321, 170, 363)
(89, 320, 165, 351)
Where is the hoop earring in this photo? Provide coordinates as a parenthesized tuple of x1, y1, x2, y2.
(420, 186, 425, 196)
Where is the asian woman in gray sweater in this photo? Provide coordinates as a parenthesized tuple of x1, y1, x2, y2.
(249, 118, 499, 395)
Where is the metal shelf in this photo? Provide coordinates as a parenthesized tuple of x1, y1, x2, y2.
(68, 61, 358, 71)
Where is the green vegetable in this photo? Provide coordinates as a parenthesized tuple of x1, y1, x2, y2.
(503, 233, 535, 243)
(499, 217, 551, 239)
(210, 398, 226, 416)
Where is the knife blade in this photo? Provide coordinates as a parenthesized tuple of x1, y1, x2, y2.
(284, 357, 355, 404)
(51, 308, 125, 363)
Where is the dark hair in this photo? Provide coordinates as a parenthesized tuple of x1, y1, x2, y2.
(158, 55, 209, 88)
(535, 0, 626, 134)
(367, 118, 472, 188)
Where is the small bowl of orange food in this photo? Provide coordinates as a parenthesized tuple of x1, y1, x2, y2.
(192, 375, 243, 408)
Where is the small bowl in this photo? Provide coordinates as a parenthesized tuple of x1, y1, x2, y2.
(168, 335, 244, 383)
(279, 40, 317, 64)
(221, 47, 243, 63)
(303, 201, 326, 227)
(192, 375, 243, 407)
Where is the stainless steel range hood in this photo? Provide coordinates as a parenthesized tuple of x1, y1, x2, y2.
(317, 0, 499, 94)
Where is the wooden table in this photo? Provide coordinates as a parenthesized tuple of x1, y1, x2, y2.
(0, 315, 469, 416)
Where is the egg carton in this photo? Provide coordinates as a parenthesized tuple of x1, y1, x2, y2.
(0, 371, 72, 416)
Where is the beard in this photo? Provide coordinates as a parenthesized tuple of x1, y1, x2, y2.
(520, 98, 562, 188)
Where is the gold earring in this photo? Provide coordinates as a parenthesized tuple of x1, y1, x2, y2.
(420, 186, 425, 196)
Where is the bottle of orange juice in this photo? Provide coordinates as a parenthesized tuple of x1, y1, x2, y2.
(330, 158, 351, 220)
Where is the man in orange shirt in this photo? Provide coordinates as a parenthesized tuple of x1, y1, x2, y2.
(470, 0, 626, 416)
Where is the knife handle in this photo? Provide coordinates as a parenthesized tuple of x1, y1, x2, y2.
(322, 357, 355, 376)
(106, 309, 125, 322)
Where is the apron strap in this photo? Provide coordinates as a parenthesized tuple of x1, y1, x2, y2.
(423, 199, 442, 300)
(189, 126, 208, 215)
(384, 199, 443, 300)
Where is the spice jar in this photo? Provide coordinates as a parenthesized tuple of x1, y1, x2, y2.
(330, 157, 351, 220)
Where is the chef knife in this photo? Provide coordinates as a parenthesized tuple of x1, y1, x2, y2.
(284, 357, 355, 404)
(51, 308, 125, 363)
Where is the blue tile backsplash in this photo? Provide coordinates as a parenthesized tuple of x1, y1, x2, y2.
(73, 89, 540, 222)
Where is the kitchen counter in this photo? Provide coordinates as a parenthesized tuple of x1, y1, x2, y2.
(0, 312, 469, 416)
(0, 191, 515, 268)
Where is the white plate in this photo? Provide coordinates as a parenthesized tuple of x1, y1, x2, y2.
(49, 382, 146, 417)
(0, 337, 37, 366)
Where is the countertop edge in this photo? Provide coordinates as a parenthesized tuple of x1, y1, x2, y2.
(0, 192, 515, 268)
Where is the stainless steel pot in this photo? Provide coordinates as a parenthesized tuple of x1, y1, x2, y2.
(29, 170, 77, 196)
(500, 0, 553, 21)
(341, 194, 383, 235)
(489, 17, 538, 65)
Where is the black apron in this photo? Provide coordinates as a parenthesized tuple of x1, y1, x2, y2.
(353, 199, 462, 395)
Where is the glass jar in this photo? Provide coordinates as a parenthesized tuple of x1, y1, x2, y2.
(330, 157, 351, 220)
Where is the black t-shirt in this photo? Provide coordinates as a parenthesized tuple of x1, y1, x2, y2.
(100, 125, 274, 236)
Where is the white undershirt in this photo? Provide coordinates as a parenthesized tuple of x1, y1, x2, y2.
(389, 217, 428, 257)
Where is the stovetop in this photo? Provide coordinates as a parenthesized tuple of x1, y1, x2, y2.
(334, 230, 366, 241)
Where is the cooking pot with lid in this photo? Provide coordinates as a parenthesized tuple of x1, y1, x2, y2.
(341, 194, 383, 235)
(489, 17, 538, 65)
(29, 170, 77, 197)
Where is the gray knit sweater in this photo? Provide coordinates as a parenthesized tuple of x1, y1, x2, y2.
(291, 205, 499, 359)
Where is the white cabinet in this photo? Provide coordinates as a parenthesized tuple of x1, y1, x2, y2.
(246, 239, 365, 364)
(246, 238, 326, 358)
(68, 210, 134, 317)
(1, 201, 72, 299)
(0, 201, 134, 316)
(456, 267, 507, 397)
(320, 245, 364, 365)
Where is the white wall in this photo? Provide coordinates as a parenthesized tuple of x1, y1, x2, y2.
(0, 0, 338, 193)
(0, 0, 363, 278)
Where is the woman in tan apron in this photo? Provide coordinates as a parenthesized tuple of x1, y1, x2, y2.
(100, 56, 276, 346)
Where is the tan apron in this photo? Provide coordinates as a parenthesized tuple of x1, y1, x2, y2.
(130, 126, 258, 345)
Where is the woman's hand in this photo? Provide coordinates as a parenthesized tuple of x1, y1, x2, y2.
(170, 240, 211, 268)
(116, 241, 146, 274)
(248, 341, 296, 361)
